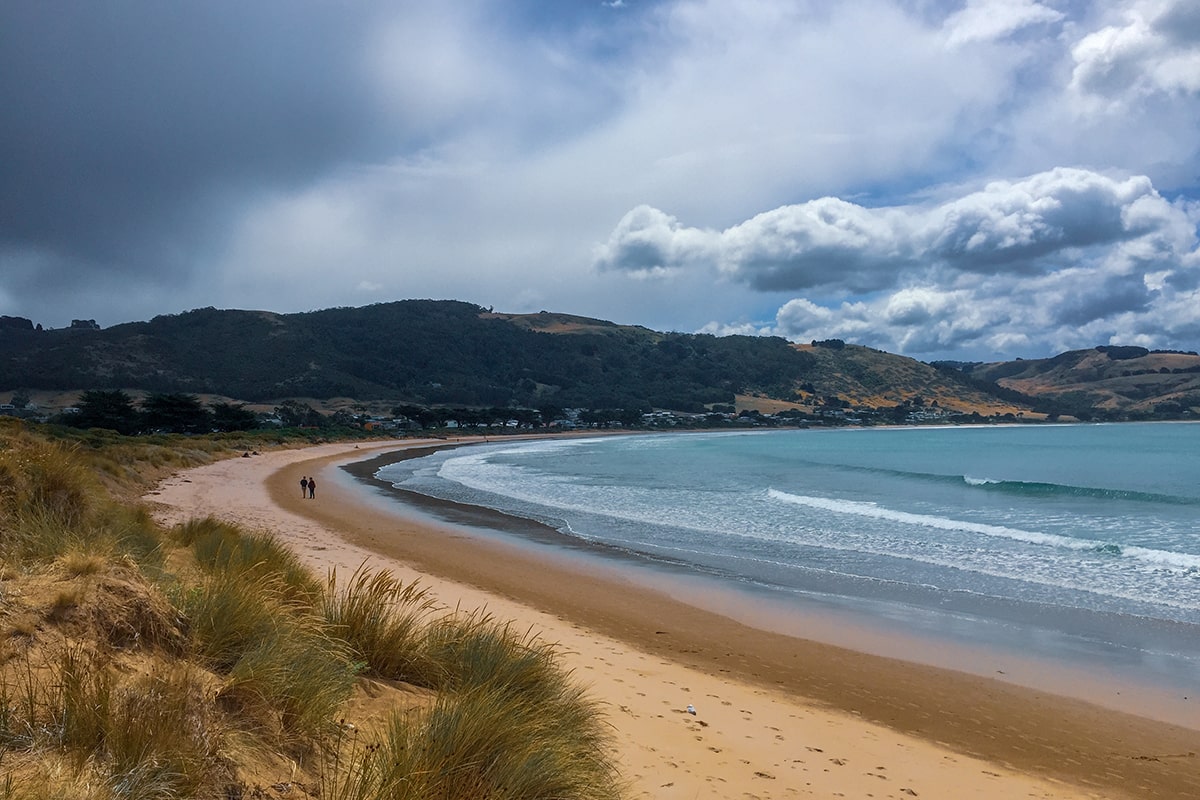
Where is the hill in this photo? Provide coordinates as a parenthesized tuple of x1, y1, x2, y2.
(1, 300, 1198, 420)
(0, 300, 1012, 415)
(968, 345, 1200, 419)
(0, 301, 804, 412)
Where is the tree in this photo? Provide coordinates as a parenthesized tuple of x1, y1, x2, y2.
(275, 400, 326, 428)
(391, 404, 425, 421)
(142, 393, 212, 434)
(66, 390, 141, 434)
(210, 401, 258, 432)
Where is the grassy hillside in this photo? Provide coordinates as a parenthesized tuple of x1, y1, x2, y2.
(971, 346, 1200, 418)
(0, 419, 621, 799)
(790, 342, 1030, 415)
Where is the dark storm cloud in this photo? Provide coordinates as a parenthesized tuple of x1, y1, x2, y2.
(3, 0, 1198, 360)
(1052, 274, 1153, 327)
(0, 3, 388, 282)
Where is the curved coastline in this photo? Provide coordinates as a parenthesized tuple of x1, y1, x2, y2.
(346, 437, 1200, 695)
(154, 437, 1200, 799)
(286, 438, 1200, 798)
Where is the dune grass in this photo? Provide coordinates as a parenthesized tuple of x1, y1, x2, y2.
(174, 515, 323, 604)
(0, 420, 623, 798)
(0, 647, 222, 800)
(322, 564, 438, 684)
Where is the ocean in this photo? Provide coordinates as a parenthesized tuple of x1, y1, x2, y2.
(368, 423, 1200, 693)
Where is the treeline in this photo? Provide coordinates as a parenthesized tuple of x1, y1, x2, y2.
(58, 390, 260, 435)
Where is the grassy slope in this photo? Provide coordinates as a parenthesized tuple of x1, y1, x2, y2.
(0, 420, 621, 800)
(974, 349, 1200, 413)
(788, 344, 1031, 414)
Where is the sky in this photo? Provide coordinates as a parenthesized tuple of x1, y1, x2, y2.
(2, 0, 1198, 362)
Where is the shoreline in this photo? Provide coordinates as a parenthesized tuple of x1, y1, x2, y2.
(344, 436, 1200, 725)
(150, 439, 1200, 799)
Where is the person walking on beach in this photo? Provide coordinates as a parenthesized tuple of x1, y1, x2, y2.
(308, 476, 316, 499)
(301, 476, 309, 498)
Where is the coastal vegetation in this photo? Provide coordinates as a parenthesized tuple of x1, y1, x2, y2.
(0, 418, 621, 799)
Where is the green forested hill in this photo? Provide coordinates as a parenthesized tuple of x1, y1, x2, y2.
(0, 301, 816, 411)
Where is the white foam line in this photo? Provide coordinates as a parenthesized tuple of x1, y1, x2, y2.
(767, 489, 1200, 571)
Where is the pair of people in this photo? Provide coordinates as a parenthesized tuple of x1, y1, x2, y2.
(300, 475, 316, 499)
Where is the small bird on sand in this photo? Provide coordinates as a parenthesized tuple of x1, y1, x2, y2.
(686, 704, 696, 715)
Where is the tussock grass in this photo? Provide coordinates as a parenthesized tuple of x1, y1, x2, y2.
(0, 647, 222, 800)
(91, 505, 164, 572)
(176, 531, 355, 741)
(0, 436, 96, 534)
(0, 422, 624, 798)
(323, 564, 437, 683)
(376, 681, 620, 800)
(219, 624, 356, 742)
(322, 617, 621, 800)
(175, 516, 321, 605)
(60, 550, 106, 577)
(176, 568, 294, 673)
(421, 611, 560, 694)
(49, 586, 85, 616)
(103, 667, 223, 799)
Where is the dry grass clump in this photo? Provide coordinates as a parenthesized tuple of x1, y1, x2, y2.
(0, 435, 96, 530)
(175, 515, 322, 604)
(323, 564, 438, 683)
(0, 422, 623, 799)
(0, 648, 223, 800)
(59, 549, 106, 577)
(321, 611, 621, 800)
(0, 434, 99, 562)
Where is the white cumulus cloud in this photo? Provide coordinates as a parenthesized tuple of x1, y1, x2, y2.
(942, 0, 1064, 48)
(621, 166, 1199, 358)
(596, 167, 1191, 291)
(1070, 0, 1200, 102)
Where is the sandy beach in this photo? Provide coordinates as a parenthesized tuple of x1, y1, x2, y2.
(147, 439, 1199, 800)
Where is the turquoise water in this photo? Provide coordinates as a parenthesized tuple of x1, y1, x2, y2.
(373, 423, 1200, 683)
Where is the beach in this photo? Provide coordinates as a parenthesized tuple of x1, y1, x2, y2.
(148, 439, 1200, 800)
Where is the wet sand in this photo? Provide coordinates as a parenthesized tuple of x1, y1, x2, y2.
(150, 439, 1200, 799)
